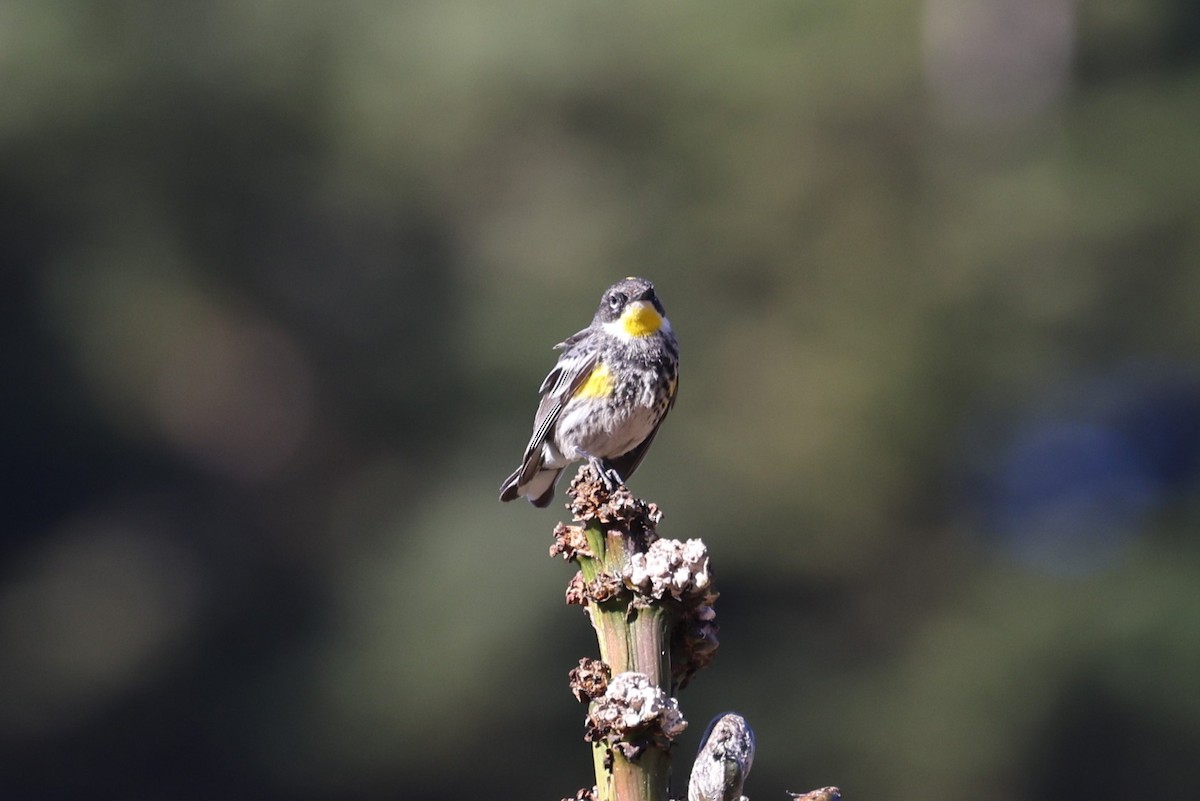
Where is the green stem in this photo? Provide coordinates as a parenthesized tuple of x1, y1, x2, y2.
(581, 523, 674, 801)
(596, 743, 671, 801)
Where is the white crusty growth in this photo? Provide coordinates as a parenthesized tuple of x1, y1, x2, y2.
(589, 671, 688, 739)
(624, 538, 711, 601)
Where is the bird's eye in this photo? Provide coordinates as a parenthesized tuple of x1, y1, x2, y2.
(607, 292, 626, 310)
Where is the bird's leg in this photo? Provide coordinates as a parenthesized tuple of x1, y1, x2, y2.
(585, 455, 625, 492)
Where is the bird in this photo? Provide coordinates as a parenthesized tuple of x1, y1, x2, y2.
(500, 276, 679, 507)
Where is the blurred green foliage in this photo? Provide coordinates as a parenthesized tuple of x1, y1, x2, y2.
(3, 2, 1200, 800)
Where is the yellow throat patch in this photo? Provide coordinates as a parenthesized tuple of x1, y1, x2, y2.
(575, 363, 615, 399)
(621, 301, 663, 337)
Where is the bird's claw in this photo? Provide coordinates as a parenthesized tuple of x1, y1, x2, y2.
(587, 456, 625, 493)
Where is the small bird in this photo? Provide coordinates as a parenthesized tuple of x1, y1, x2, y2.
(500, 277, 679, 507)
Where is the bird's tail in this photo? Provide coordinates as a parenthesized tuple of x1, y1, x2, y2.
(499, 464, 562, 507)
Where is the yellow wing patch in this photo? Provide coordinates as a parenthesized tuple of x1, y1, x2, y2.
(575, 363, 615, 399)
(621, 302, 663, 338)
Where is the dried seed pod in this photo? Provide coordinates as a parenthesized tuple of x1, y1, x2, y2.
(688, 712, 755, 801)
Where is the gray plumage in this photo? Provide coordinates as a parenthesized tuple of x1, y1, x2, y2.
(500, 277, 678, 507)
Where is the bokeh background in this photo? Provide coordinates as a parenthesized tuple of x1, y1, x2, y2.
(4, 2, 1200, 799)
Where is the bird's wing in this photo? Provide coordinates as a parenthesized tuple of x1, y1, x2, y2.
(518, 330, 599, 475)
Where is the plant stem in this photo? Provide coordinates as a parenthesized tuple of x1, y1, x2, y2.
(581, 523, 674, 801)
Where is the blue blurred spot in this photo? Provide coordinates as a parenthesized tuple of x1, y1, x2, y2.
(985, 422, 1154, 574)
(965, 365, 1200, 576)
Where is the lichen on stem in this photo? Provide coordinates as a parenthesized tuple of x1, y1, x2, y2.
(552, 465, 841, 801)
(553, 464, 719, 801)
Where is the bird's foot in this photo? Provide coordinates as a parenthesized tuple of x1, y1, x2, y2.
(586, 456, 625, 493)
